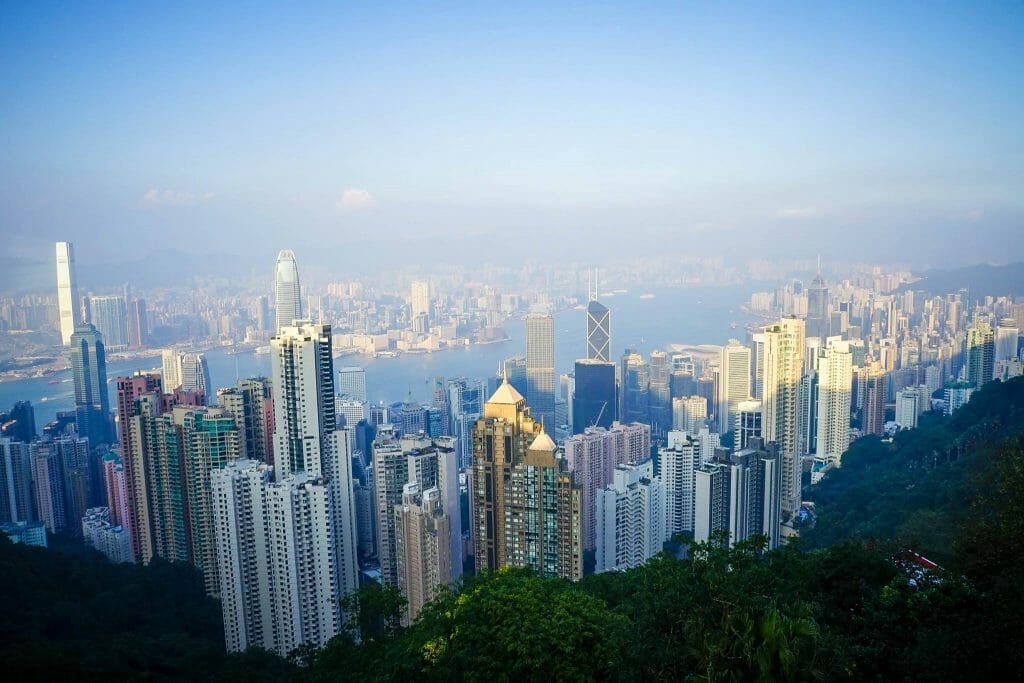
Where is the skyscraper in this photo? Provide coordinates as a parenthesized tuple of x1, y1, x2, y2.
(658, 431, 701, 537)
(31, 443, 67, 532)
(217, 378, 274, 465)
(621, 350, 650, 424)
(274, 250, 302, 333)
(525, 314, 555, 429)
(734, 399, 763, 451)
(180, 353, 212, 402)
(717, 340, 752, 434)
(672, 395, 708, 433)
(269, 321, 358, 598)
(410, 280, 431, 322)
(507, 431, 582, 580)
(212, 459, 339, 656)
(127, 298, 147, 348)
(648, 350, 672, 435)
(161, 350, 182, 394)
(595, 460, 666, 573)
(806, 270, 830, 341)
(0, 438, 34, 523)
(87, 295, 129, 352)
(55, 241, 80, 345)
(761, 317, 805, 516)
(966, 321, 995, 389)
(694, 439, 781, 549)
(586, 299, 611, 362)
(338, 366, 367, 402)
(861, 363, 886, 437)
(180, 407, 241, 595)
(70, 323, 113, 445)
(572, 359, 616, 433)
(116, 372, 163, 562)
(394, 482, 452, 622)
(814, 340, 852, 468)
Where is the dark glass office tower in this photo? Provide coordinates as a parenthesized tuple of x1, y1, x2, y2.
(70, 323, 112, 445)
(573, 359, 616, 433)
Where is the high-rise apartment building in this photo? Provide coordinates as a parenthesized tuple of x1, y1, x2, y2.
(87, 295, 129, 352)
(116, 372, 163, 562)
(30, 443, 66, 533)
(70, 323, 113, 445)
(895, 387, 921, 429)
(966, 321, 995, 389)
(658, 431, 701, 537)
(525, 314, 556, 429)
(694, 439, 782, 549)
(564, 421, 651, 553)
(672, 395, 708, 433)
(761, 317, 805, 515)
(717, 340, 752, 434)
(212, 460, 339, 656)
(55, 241, 80, 345)
(734, 399, 763, 451)
(269, 321, 358, 598)
(217, 378, 274, 465)
(471, 378, 581, 579)
(82, 506, 132, 563)
(814, 340, 852, 467)
(595, 460, 666, 573)
(274, 250, 302, 333)
(0, 438, 34, 523)
(394, 482, 452, 622)
(861, 363, 886, 437)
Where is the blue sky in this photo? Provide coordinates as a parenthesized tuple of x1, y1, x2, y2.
(1, 2, 1022, 273)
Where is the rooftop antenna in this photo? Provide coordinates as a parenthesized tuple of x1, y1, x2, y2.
(816, 254, 821, 277)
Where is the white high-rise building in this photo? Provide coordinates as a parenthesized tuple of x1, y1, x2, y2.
(761, 317, 805, 516)
(718, 340, 752, 434)
(995, 318, 1019, 368)
(161, 350, 183, 394)
(55, 241, 80, 345)
(895, 387, 921, 430)
(672, 395, 707, 433)
(212, 460, 341, 656)
(595, 460, 667, 573)
(338, 366, 367, 402)
(274, 250, 302, 333)
(180, 352, 212, 401)
(88, 295, 129, 352)
(734, 399, 763, 451)
(814, 339, 852, 467)
(270, 321, 358, 600)
(410, 280, 431, 321)
(658, 431, 701, 537)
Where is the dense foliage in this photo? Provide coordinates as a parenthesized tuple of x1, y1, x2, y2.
(3, 377, 1023, 680)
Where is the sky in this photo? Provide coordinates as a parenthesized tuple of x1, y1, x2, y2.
(1, 1, 1022, 280)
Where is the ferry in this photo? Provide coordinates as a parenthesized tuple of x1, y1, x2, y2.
(47, 379, 62, 384)
(639, 293, 655, 300)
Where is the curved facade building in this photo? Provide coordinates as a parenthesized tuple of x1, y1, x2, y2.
(274, 250, 302, 333)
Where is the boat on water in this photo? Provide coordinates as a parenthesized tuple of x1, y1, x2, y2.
(47, 379, 61, 384)
(639, 293, 655, 300)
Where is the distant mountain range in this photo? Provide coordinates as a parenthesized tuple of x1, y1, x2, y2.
(899, 262, 1024, 298)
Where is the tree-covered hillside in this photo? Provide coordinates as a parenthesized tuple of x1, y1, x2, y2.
(3, 377, 1023, 681)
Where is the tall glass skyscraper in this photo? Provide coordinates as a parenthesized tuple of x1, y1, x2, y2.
(87, 295, 129, 352)
(55, 241, 80, 345)
(525, 314, 555, 429)
(69, 323, 112, 445)
(274, 250, 302, 333)
(586, 299, 610, 362)
(572, 359, 616, 433)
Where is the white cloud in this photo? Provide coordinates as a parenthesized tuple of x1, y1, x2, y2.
(777, 206, 818, 219)
(140, 188, 215, 206)
(337, 188, 375, 210)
